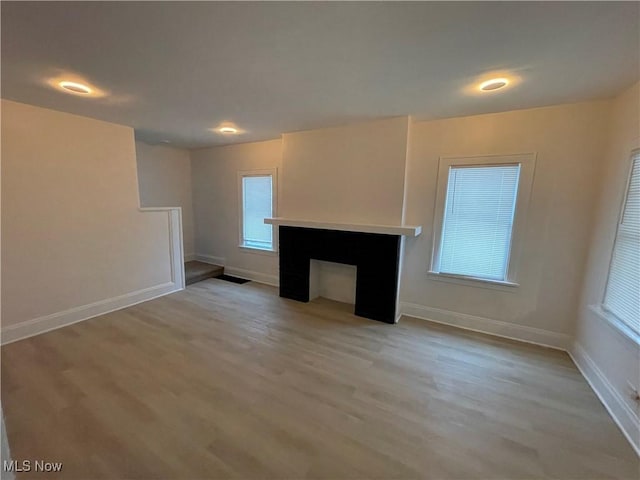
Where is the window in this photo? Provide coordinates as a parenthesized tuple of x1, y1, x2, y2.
(239, 170, 276, 251)
(439, 165, 519, 280)
(603, 150, 640, 335)
(430, 154, 535, 287)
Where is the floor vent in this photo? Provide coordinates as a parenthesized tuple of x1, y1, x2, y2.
(217, 275, 250, 284)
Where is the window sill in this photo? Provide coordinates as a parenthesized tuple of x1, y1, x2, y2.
(588, 304, 640, 346)
(238, 244, 278, 256)
(427, 271, 519, 292)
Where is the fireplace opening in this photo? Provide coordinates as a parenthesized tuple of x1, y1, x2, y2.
(309, 260, 357, 307)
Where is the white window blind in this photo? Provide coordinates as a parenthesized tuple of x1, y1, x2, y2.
(603, 151, 640, 334)
(242, 175, 273, 250)
(438, 164, 520, 281)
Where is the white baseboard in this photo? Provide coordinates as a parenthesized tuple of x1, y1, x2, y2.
(194, 254, 226, 266)
(399, 302, 570, 350)
(1, 282, 181, 345)
(569, 343, 640, 457)
(184, 253, 196, 262)
(224, 266, 279, 287)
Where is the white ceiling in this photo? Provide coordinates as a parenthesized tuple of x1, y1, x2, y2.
(2, 2, 638, 148)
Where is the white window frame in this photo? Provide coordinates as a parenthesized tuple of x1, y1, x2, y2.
(429, 153, 536, 290)
(595, 149, 640, 345)
(237, 168, 278, 253)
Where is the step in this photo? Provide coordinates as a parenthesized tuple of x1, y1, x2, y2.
(185, 261, 224, 285)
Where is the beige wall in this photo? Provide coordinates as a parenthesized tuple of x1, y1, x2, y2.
(191, 103, 614, 342)
(281, 117, 409, 225)
(1, 100, 175, 331)
(574, 82, 640, 452)
(400, 100, 611, 342)
(190, 139, 282, 282)
(190, 117, 411, 289)
(136, 142, 195, 258)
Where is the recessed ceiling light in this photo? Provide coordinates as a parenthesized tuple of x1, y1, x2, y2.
(479, 78, 510, 92)
(58, 81, 92, 95)
(212, 122, 244, 135)
(47, 75, 106, 98)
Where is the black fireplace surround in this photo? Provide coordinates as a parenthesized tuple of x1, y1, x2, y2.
(278, 226, 401, 324)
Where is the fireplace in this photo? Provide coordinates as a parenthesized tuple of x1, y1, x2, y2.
(265, 218, 422, 324)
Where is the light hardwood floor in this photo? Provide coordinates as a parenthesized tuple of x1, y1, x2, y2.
(2, 279, 638, 479)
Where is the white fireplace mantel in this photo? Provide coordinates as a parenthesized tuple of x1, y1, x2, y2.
(264, 217, 422, 237)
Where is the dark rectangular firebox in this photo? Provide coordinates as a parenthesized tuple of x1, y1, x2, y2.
(278, 226, 401, 324)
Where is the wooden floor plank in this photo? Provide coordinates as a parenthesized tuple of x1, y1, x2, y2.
(2, 279, 638, 479)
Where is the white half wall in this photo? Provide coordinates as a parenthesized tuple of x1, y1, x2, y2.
(573, 82, 640, 455)
(1, 100, 183, 343)
(136, 141, 195, 259)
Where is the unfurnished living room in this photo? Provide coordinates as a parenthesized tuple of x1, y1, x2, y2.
(1, 1, 639, 479)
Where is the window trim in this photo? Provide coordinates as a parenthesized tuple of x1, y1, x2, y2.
(590, 304, 640, 346)
(599, 149, 640, 342)
(237, 168, 278, 253)
(427, 271, 519, 290)
(429, 153, 536, 287)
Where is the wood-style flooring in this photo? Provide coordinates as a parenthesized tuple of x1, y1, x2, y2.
(2, 279, 638, 479)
